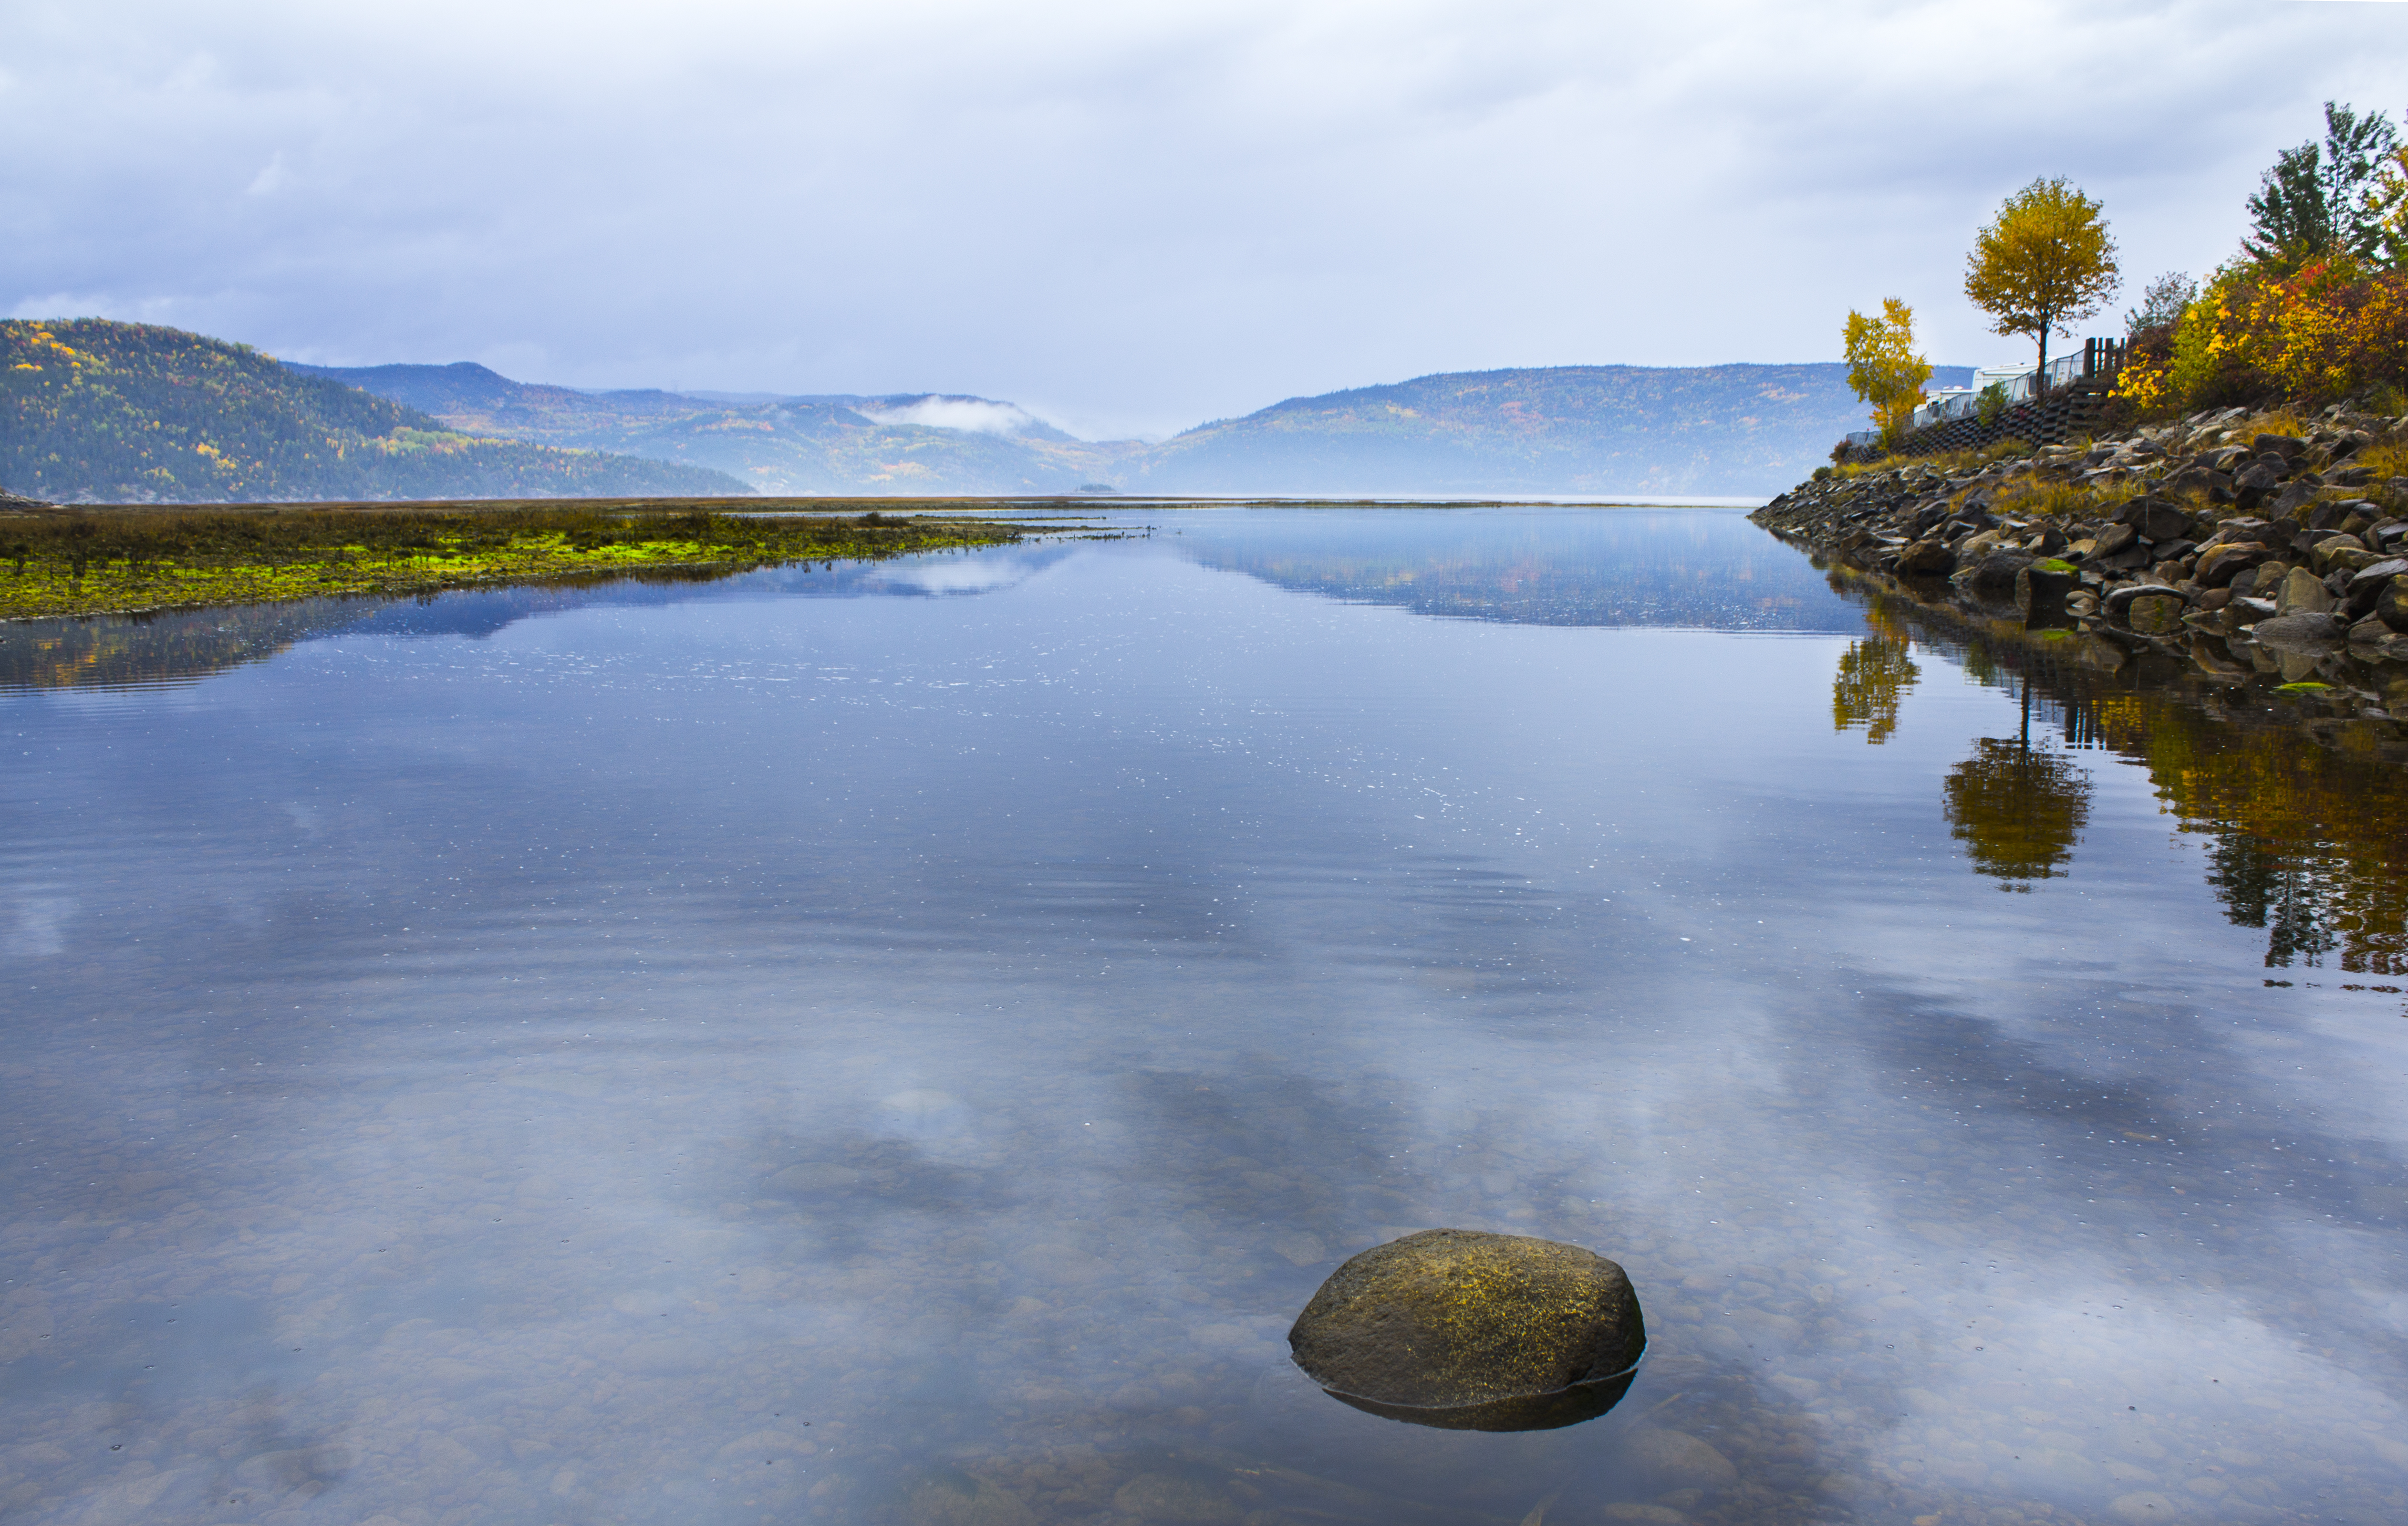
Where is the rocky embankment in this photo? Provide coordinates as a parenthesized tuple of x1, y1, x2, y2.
(1753, 404, 2408, 710)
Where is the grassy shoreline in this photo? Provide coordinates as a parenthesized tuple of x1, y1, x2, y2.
(0, 497, 1089, 621)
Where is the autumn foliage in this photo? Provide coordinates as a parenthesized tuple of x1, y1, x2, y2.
(1841, 298, 1932, 448)
(1963, 177, 2121, 379)
(2, 319, 749, 503)
(2115, 258, 2408, 414)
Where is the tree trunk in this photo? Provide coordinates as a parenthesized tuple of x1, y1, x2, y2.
(2035, 321, 2051, 397)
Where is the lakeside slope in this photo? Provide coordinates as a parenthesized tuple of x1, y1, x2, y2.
(2, 322, 753, 504)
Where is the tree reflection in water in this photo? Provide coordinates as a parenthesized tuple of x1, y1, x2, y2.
(1941, 679, 2095, 890)
(2205, 835, 2341, 968)
(1823, 566, 2407, 975)
(1831, 635, 1919, 743)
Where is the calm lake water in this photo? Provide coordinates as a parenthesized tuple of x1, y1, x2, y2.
(3, 506, 2406, 1526)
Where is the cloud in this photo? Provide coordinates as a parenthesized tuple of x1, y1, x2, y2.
(856, 397, 1040, 435)
(244, 150, 289, 196)
(862, 546, 1061, 595)
(2, 0, 2404, 436)
(7, 896, 75, 957)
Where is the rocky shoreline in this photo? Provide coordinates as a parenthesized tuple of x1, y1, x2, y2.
(1752, 404, 2408, 732)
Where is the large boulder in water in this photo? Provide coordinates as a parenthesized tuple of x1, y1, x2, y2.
(1287, 1229, 1645, 1431)
(1895, 539, 1957, 577)
(1954, 550, 2034, 594)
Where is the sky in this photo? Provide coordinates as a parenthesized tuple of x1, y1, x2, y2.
(5, 0, 2408, 440)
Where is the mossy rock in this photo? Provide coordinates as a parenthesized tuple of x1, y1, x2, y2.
(1287, 1229, 1645, 1431)
(2127, 593, 2188, 635)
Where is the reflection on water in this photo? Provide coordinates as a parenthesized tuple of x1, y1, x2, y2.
(0, 545, 1082, 690)
(1830, 637, 1919, 744)
(0, 598, 384, 692)
(1940, 735, 2093, 889)
(1173, 506, 1869, 630)
(3, 507, 2407, 1526)
(1833, 575, 2408, 975)
(2120, 702, 2408, 979)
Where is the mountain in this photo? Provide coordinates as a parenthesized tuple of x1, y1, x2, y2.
(286, 362, 1135, 496)
(306, 358, 1966, 499)
(1, 322, 752, 504)
(1129, 363, 1975, 497)
(8, 320, 1957, 502)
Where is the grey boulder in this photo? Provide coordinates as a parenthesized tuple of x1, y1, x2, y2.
(2116, 498, 2194, 542)
(1895, 539, 1956, 576)
(2016, 562, 2079, 623)
(2126, 593, 2188, 635)
(2277, 567, 2337, 617)
(1954, 550, 2033, 592)
(2250, 612, 2345, 652)
(2379, 577, 2408, 633)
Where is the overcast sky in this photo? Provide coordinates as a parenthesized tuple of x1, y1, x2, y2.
(6, 0, 2407, 438)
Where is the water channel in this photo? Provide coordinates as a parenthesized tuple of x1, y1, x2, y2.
(2, 506, 2404, 1526)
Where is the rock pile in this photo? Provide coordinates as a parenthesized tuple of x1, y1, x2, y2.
(1287, 1228, 1646, 1432)
(1754, 403, 2408, 693)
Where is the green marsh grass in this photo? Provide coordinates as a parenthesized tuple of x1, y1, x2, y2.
(0, 498, 1073, 620)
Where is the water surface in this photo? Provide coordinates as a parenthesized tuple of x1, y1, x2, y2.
(3, 506, 2405, 1526)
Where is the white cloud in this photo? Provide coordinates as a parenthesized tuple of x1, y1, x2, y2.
(2, 0, 2404, 436)
(6, 896, 75, 957)
(244, 150, 288, 196)
(856, 397, 1040, 435)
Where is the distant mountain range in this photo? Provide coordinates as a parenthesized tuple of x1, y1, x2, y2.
(1123, 364, 1973, 497)
(285, 360, 1121, 497)
(2, 322, 750, 504)
(300, 358, 1972, 499)
(4, 318, 1972, 503)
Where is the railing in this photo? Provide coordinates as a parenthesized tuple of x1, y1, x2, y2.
(1846, 337, 2126, 446)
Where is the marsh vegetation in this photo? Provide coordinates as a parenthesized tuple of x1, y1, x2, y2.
(0, 498, 1066, 619)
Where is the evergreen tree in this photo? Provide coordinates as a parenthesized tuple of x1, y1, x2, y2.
(2244, 101, 2398, 266)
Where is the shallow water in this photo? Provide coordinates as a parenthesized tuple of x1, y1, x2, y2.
(3, 505, 2405, 1526)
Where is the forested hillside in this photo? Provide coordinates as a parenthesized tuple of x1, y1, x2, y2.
(311, 357, 1955, 497)
(1, 323, 751, 503)
(290, 362, 1128, 495)
(9, 322, 1952, 502)
(1129, 363, 1974, 497)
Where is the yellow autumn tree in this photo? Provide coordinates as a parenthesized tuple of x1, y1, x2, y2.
(1964, 177, 2121, 385)
(1842, 298, 1932, 448)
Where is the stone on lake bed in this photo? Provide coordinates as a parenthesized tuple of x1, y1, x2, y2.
(1287, 1228, 1645, 1431)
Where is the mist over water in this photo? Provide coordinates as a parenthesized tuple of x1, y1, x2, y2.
(3, 507, 2405, 1526)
